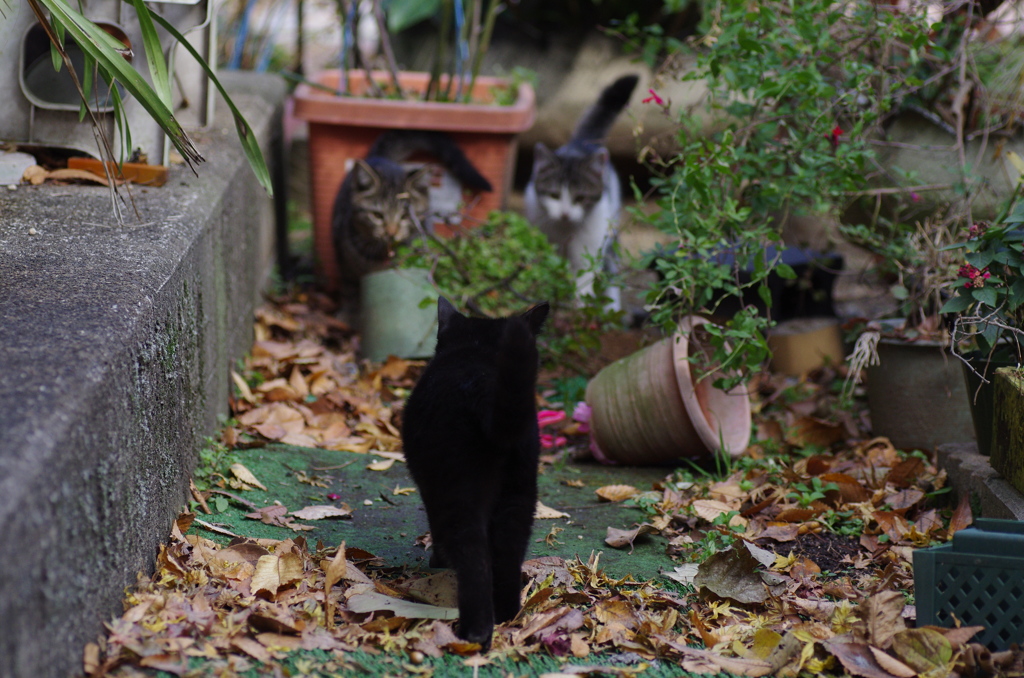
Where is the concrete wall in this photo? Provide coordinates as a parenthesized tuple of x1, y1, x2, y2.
(0, 71, 284, 678)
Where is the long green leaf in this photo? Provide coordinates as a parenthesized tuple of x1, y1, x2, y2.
(107, 73, 133, 163)
(32, 0, 202, 167)
(387, 0, 440, 32)
(50, 20, 65, 71)
(79, 50, 94, 122)
(148, 11, 274, 196)
(128, 0, 172, 109)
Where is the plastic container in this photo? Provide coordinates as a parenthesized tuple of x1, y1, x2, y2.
(913, 518, 1024, 650)
(360, 268, 438, 362)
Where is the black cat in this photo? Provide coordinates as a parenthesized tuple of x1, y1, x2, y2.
(401, 297, 549, 649)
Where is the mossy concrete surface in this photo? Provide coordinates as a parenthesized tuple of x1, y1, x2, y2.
(196, 444, 677, 582)
(992, 367, 1024, 495)
(0, 72, 284, 678)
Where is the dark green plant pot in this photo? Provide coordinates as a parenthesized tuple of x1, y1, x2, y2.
(961, 348, 1020, 456)
(865, 338, 975, 450)
(360, 268, 438, 362)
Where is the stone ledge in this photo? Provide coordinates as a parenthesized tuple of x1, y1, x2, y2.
(937, 442, 1024, 521)
(0, 71, 285, 678)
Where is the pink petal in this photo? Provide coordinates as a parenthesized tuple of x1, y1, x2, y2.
(537, 409, 566, 428)
(572, 401, 592, 423)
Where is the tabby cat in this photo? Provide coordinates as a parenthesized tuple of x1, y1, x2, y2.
(401, 297, 549, 650)
(332, 130, 492, 288)
(524, 74, 639, 311)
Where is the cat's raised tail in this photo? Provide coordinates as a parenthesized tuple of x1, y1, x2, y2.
(571, 74, 640, 146)
(368, 130, 493, 192)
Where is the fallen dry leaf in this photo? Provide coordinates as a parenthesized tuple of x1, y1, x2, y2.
(890, 628, 954, 675)
(230, 463, 268, 491)
(535, 502, 569, 519)
(594, 484, 639, 502)
(290, 505, 353, 521)
(694, 547, 770, 605)
(347, 591, 458, 620)
(367, 458, 395, 472)
(604, 523, 657, 551)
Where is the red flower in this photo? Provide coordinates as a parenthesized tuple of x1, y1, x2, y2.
(959, 263, 990, 288)
(825, 125, 843, 149)
(642, 89, 664, 105)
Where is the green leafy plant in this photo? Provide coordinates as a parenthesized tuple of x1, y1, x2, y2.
(193, 439, 239, 491)
(819, 509, 866, 538)
(786, 477, 839, 508)
(26, 0, 273, 222)
(394, 211, 623, 371)
(943, 204, 1024, 365)
(690, 511, 744, 559)
(621, 0, 943, 387)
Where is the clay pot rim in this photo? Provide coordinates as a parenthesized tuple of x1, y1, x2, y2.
(672, 315, 752, 458)
(293, 70, 537, 134)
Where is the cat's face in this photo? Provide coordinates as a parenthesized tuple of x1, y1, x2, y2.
(351, 159, 431, 252)
(531, 143, 607, 224)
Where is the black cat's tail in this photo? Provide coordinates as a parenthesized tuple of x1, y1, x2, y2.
(570, 74, 640, 146)
(368, 130, 493, 192)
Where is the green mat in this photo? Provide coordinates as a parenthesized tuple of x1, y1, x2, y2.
(193, 443, 677, 582)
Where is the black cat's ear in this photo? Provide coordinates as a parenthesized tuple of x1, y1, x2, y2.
(522, 302, 550, 336)
(437, 296, 460, 333)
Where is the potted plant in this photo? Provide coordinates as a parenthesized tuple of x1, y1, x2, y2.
(12, 0, 272, 213)
(389, 211, 621, 371)
(942, 203, 1024, 458)
(843, 214, 977, 451)
(291, 1, 536, 293)
(623, 0, 935, 392)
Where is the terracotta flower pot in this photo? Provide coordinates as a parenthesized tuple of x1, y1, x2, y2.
(584, 316, 752, 465)
(292, 70, 536, 293)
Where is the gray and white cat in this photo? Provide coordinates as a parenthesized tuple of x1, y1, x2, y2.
(524, 74, 639, 310)
(332, 129, 492, 292)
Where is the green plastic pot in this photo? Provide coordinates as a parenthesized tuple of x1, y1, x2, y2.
(360, 268, 439, 362)
(961, 347, 1020, 456)
(865, 337, 975, 450)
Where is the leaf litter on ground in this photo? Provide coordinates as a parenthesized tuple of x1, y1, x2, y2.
(86, 289, 1024, 677)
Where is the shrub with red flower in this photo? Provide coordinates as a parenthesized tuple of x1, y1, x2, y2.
(943, 215, 1024, 362)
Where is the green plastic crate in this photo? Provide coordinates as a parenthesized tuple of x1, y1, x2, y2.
(914, 518, 1024, 650)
